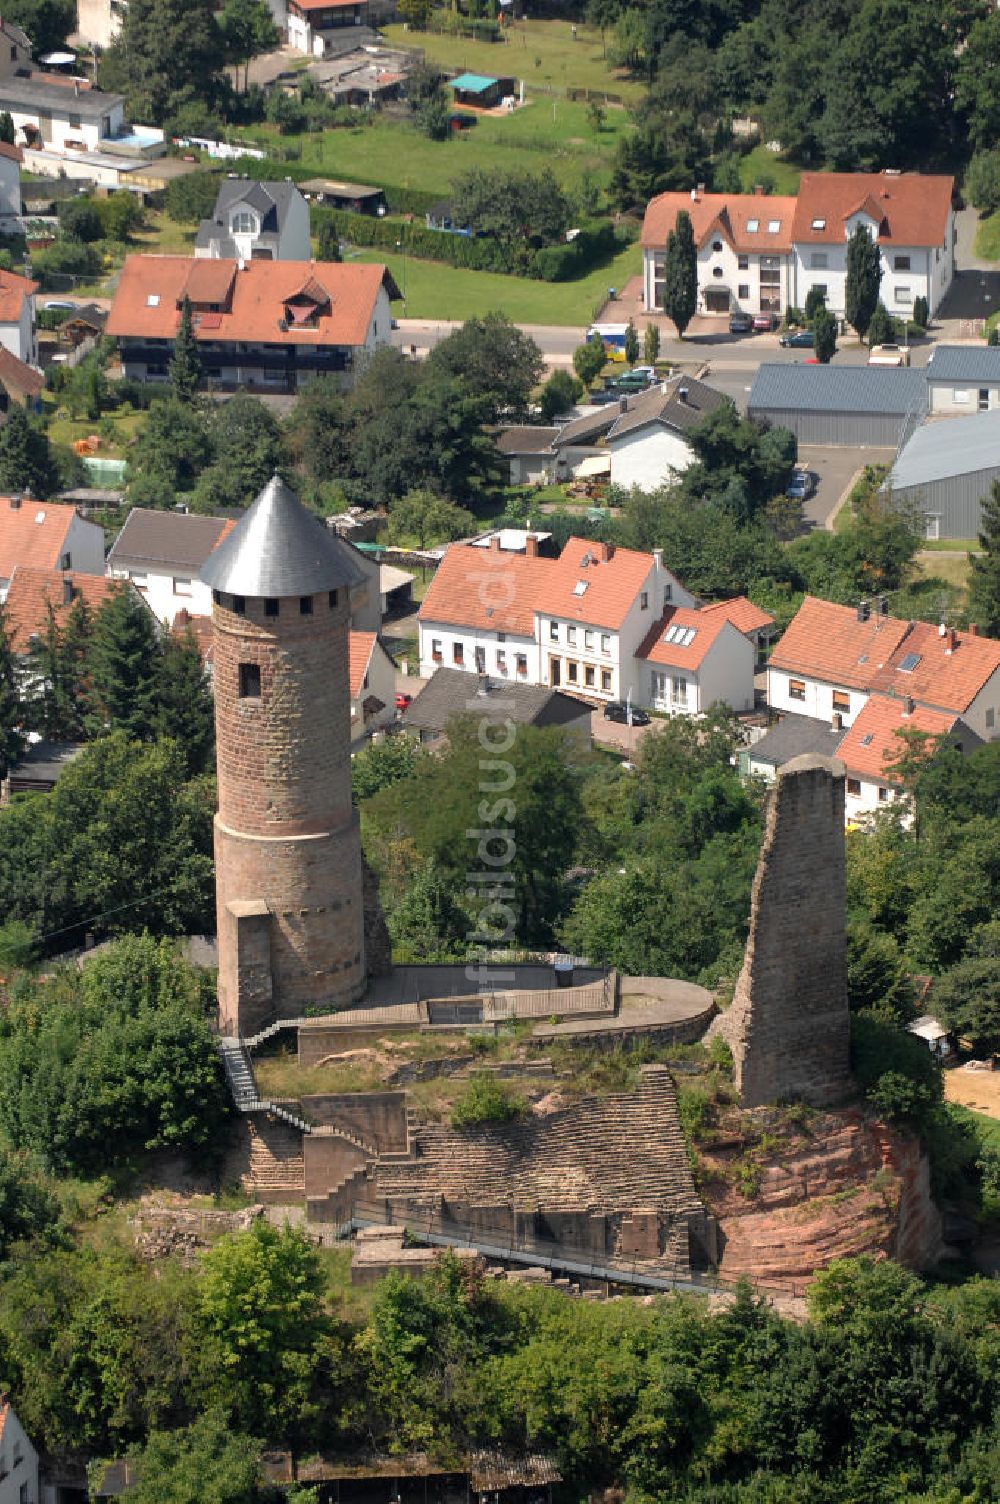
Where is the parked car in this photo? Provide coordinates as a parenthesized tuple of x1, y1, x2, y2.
(43, 299, 76, 311)
(395, 692, 412, 712)
(753, 312, 780, 332)
(778, 328, 815, 348)
(729, 312, 753, 334)
(868, 344, 910, 366)
(786, 469, 813, 500)
(603, 701, 651, 726)
(610, 372, 651, 393)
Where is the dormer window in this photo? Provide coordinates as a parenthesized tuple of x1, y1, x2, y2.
(146, 293, 160, 307)
(811, 218, 826, 231)
(231, 210, 257, 236)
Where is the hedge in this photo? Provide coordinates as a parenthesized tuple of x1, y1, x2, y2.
(315, 208, 627, 282)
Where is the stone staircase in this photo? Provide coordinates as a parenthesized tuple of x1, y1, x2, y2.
(246, 1118, 305, 1200)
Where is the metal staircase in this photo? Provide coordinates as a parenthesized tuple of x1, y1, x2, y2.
(219, 1037, 312, 1134)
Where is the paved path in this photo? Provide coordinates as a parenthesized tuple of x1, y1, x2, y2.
(955, 205, 996, 273)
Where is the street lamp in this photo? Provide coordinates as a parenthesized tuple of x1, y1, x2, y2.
(395, 228, 407, 311)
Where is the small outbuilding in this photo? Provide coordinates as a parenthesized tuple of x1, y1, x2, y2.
(887, 407, 1000, 539)
(403, 666, 593, 745)
(925, 344, 1000, 416)
(299, 176, 387, 215)
(448, 72, 512, 109)
(748, 363, 927, 446)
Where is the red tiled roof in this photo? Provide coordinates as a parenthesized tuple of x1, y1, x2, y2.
(0, 346, 45, 401)
(534, 538, 652, 631)
(641, 191, 797, 252)
(349, 630, 376, 699)
(768, 596, 912, 692)
(871, 620, 1000, 714)
(0, 142, 22, 164)
(106, 256, 391, 349)
(636, 604, 734, 671)
(792, 172, 953, 248)
(0, 498, 84, 580)
(173, 608, 214, 665)
(3, 565, 123, 652)
(0, 267, 37, 325)
(182, 259, 237, 306)
(419, 544, 555, 637)
(837, 693, 958, 783)
(699, 596, 774, 635)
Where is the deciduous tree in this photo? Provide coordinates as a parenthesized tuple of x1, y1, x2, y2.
(103, 0, 223, 127)
(427, 313, 544, 421)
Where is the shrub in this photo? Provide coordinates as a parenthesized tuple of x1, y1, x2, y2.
(966, 148, 1000, 215)
(58, 197, 103, 243)
(450, 1072, 527, 1128)
(912, 294, 928, 331)
(164, 169, 221, 225)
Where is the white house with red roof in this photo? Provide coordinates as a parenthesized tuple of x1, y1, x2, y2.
(637, 604, 755, 716)
(768, 596, 1000, 744)
(106, 255, 397, 393)
(349, 629, 396, 743)
(418, 535, 762, 713)
(0, 1399, 40, 1504)
(0, 266, 37, 366)
(836, 693, 979, 825)
(0, 495, 105, 598)
(642, 173, 954, 323)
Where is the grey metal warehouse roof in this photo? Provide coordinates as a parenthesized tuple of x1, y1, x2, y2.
(890, 409, 1000, 490)
(925, 345, 1000, 384)
(200, 474, 366, 596)
(748, 363, 926, 416)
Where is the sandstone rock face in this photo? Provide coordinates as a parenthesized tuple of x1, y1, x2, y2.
(701, 1109, 944, 1283)
(726, 754, 852, 1109)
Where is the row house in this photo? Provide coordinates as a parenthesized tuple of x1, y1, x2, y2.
(106, 254, 397, 394)
(642, 172, 954, 323)
(349, 629, 396, 743)
(418, 535, 766, 715)
(0, 495, 104, 599)
(768, 596, 1000, 744)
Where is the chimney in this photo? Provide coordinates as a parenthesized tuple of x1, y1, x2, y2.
(857, 600, 870, 623)
(877, 595, 889, 616)
(61, 575, 73, 605)
(8, 495, 20, 511)
(600, 541, 615, 563)
(946, 627, 958, 654)
(525, 534, 539, 557)
(175, 607, 190, 627)
(619, 395, 628, 413)
(652, 547, 663, 570)
(969, 622, 978, 636)
(489, 534, 501, 551)
(902, 696, 915, 717)
(678, 386, 689, 403)
(832, 711, 843, 731)
(754, 184, 764, 196)
(696, 182, 705, 194)
(690, 188, 698, 202)
(938, 621, 947, 638)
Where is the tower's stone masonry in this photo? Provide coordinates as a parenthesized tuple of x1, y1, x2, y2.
(725, 753, 852, 1108)
(203, 476, 368, 1036)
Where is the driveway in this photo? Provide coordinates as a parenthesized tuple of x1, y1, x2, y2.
(796, 445, 896, 531)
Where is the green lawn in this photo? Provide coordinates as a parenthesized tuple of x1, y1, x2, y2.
(242, 95, 633, 197)
(914, 550, 974, 594)
(974, 209, 1000, 262)
(382, 17, 644, 104)
(737, 145, 803, 197)
(347, 239, 640, 323)
(131, 210, 197, 255)
(46, 407, 146, 458)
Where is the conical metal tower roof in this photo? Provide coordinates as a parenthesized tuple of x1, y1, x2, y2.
(199, 474, 366, 598)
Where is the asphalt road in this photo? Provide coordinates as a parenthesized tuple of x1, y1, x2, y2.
(797, 445, 896, 530)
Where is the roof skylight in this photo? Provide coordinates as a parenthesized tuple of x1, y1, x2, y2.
(573, 580, 588, 596)
(899, 652, 921, 672)
(664, 624, 696, 646)
(861, 733, 874, 745)
(767, 219, 780, 233)
(811, 218, 826, 230)
(146, 293, 160, 307)
(746, 218, 759, 232)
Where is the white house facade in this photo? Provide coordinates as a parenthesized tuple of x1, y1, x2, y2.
(0, 1401, 40, 1504)
(640, 610, 755, 716)
(195, 180, 311, 263)
(642, 172, 955, 322)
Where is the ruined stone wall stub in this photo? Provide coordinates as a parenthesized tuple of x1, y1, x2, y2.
(728, 754, 852, 1109)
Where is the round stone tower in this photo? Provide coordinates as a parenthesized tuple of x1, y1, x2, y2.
(200, 475, 368, 1036)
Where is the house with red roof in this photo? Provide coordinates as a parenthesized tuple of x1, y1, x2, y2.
(0, 494, 105, 597)
(2, 565, 126, 654)
(637, 604, 755, 716)
(0, 265, 38, 366)
(836, 693, 980, 825)
(768, 596, 1000, 744)
(418, 535, 758, 713)
(349, 629, 396, 743)
(641, 173, 954, 325)
(106, 254, 397, 394)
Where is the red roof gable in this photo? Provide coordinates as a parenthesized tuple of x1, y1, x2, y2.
(0, 267, 37, 325)
(699, 596, 774, 636)
(107, 255, 391, 349)
(534, 538, 653, 631)
(0, 498, 85, 580)
(3, 566, 125, 652)
(637, 604, 734, 670)
(769, 596, 912, 692)
(792, 172, 953, 248)
(419, 544, 555, 637)
(641, 191, 797, 253)
(870, 620, 1000, 714)
(349, 630, 376, 699)
(837, 693, 958, 783)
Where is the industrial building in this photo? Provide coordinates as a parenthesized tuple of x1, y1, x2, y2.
(887, 408, 1000, 539)
(747, 363, 927, 446)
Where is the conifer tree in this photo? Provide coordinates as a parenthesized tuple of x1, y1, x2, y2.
(25, 599, 91, 741)
(845, 225, 882, 342)
(643, 321, 660, 366)
(663, 209, 697, 339)
(170, 296, 202, 404)
(968, 479, 1000, 639)
(0, 605, 25, 779)
(85, 588, 161, 741)
(624, 318, 640, 367)
(155, 628, 215, 775)
(0, 407, 59, 498)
